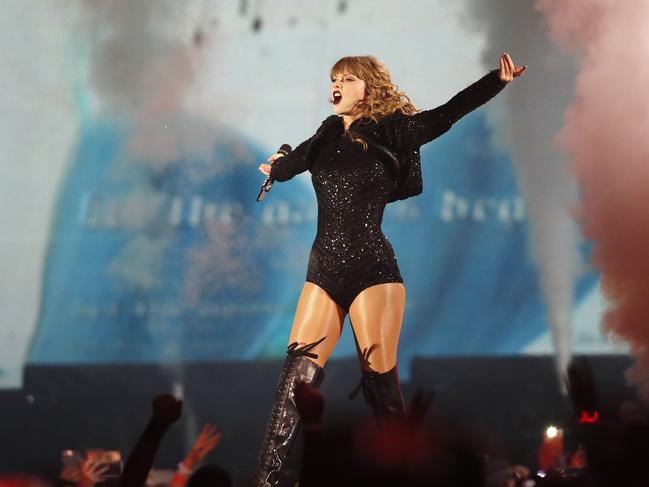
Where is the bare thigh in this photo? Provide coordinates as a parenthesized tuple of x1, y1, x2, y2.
(288, 282, 347, 368)
(348, 282, 406, 373)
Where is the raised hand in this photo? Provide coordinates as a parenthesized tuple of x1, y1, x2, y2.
(183, 423, 222, 469)
(258, 152, 285, 176)
(121, 395, 179, 487)
(499, 53, 527, 83)
(59, 467, 82, 483)
(79, 459, 111, 487)
(151, 394, 183, 428)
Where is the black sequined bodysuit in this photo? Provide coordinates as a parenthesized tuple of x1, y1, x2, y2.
(306, 136, 402, 311)
(269, 69, 507, 312)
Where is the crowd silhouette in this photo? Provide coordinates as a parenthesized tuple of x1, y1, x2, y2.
(1, 359, 648, 487)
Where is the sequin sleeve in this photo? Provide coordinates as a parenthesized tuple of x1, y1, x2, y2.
(268, 135, 314, 182)
(386, 69, 507, 149)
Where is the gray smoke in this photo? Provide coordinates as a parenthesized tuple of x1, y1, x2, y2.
(79, 0, 262, 295)
(84, 0, 199, 117)
(458, 0, 582, 392)
(76, 1, 250, 450)
(80, 0, 216, 168)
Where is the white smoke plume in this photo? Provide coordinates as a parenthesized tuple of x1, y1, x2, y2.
(458, 0, 583, 392)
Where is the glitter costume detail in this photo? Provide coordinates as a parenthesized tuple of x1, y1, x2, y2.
(269, 69, 507, 311)
(306, 139, 402, 312)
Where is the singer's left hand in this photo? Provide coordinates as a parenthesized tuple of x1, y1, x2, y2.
(499, 53, 527, 83)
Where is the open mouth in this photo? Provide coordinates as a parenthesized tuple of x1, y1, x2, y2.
(333, 91, 342, 105)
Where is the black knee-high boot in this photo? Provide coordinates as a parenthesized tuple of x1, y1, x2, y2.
(252, 339, 325, 487)
(350, 366, 406, 421)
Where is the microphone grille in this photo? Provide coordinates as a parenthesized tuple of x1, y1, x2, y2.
(278, 143, 292, 155)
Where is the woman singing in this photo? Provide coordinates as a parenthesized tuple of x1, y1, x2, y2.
(253, 53, 527, 486)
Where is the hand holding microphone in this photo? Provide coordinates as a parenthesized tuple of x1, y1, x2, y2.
(257, 143, 291, 201)
(257, 152, 284, 177)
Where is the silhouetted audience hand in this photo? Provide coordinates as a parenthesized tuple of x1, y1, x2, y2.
(78, 459, 110, 487)
(119, 394, 182, 487)
(59, 451, 115, 487)
(59, 468, 81, 485)
(183, 424, 221, 469)
(150, 394, 182, 429)
(168, 424, 221, 487)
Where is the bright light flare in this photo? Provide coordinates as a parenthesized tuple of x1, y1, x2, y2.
(545, 426, 558, 438)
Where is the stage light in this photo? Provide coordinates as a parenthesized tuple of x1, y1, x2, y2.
(545, 426, 558, 438)
(578, 410, 599, 423)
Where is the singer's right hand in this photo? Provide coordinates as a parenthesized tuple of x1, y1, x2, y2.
(258, 153, 285, 175)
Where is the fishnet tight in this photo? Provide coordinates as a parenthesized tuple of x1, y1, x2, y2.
(288, 282, 406, 372)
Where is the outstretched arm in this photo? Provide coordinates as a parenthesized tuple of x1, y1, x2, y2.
(167, 424, 221, 487)
(385, 53, 526, 149)
(119, 395, 182, 487)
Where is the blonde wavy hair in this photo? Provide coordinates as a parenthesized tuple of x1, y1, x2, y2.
(330, 55, 419, 150)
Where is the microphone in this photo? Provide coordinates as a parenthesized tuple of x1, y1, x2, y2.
(256, 144, 292, 201)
